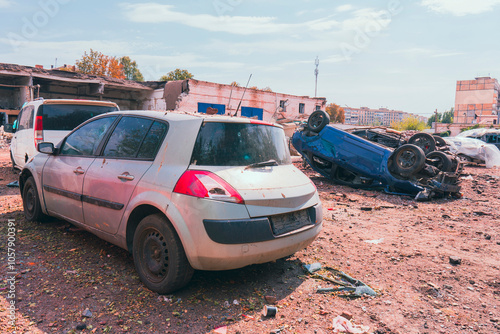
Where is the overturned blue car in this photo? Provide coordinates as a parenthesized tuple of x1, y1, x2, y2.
(292, 111, 461, 200)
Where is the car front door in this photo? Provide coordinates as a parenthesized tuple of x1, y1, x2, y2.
(82, 117, 168, 234)
(42, 116, 118, 223)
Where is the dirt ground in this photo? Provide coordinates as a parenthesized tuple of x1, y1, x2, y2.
(0, 145, 499, 334)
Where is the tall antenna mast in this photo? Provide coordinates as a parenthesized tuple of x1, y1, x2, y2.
(314, 56, 319, 97)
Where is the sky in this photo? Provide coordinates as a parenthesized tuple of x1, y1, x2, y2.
(1, 0, 499, 117)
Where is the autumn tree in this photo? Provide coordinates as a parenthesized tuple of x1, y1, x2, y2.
(75, 49, 125, 79)
(325, 103, 345, 123)
(159, 69, 193, 81)
(119, 56, 144, 81)
(391, 116, 429, 131)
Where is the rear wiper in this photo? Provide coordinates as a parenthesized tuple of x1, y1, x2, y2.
(244, 159, 278, 169)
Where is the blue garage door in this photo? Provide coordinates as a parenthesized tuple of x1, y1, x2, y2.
(241, 107, 263, 120)
(198, 103, 226, 115)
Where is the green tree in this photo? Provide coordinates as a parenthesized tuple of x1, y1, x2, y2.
(442, 108, 454, 123)
(391, 116, 429, 131)
(427, 112, 441, 127)
(325, 103, 345, 123)
(159, 69, 193, 81)
(75, 49, 125, 79)
(119, 56, 144, 81)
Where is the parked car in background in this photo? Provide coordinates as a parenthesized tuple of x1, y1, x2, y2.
(292, 110, 461, 200)
(8, 98, 119, 169)
(20, 110, 323, 293)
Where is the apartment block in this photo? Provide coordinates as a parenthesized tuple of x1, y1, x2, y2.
(454, 77, 500, 125)
(344, 106, 420, 126)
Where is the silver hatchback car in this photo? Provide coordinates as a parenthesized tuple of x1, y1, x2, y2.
(20, 110, 323, 293)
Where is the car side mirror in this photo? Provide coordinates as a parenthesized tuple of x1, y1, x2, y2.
(37, 142, 55, 154)
(3, 124, 14, 133)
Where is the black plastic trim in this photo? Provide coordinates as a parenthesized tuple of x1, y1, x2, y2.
(203, 218, 274, 244)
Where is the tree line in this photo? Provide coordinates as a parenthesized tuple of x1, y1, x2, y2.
(71, 49, 193, 82)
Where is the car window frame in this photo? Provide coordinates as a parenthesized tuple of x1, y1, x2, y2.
(57, 115, 120, 158)
(97, 115, 169, 161)
(17, 105, 34, 131)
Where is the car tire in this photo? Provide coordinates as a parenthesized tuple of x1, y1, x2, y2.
(426, 151, 453, 172)
(307, 110, 330, 133)
(391, 144, 426, 176)
(133, 214, 194, 294)
(408, 133, 436, 155)
(22, 176, 46, 221)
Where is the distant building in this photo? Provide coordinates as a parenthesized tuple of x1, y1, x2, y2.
(344, 106, 425, 126)
(143, 79, 327, 123)
(0, 63, 326, 125)
(454, 77, 500, 125)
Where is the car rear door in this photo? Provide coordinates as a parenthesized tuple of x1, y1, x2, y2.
(12, 105, 34, 168)
(42, 116, 118, 223)
(82, 116, 168, 234)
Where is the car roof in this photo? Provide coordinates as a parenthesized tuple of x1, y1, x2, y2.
(109, 110, 282, 127)
(40, 99, 118, 107)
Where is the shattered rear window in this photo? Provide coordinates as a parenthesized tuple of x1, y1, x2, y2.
(191, 122, 291, 166)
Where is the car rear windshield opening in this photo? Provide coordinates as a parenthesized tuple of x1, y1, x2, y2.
(191, 122, 291, 166)
(40, 104, 118, 131)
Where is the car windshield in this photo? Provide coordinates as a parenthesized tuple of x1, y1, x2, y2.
(191, 122, 291, 166)
(39, 104, 118, 131)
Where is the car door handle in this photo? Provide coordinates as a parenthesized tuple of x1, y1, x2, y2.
(73, 167, 85, 175)
(118, 173, 135, 181)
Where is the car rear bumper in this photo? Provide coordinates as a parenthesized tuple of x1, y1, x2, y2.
(167, 195, 323, 270)
(193, 221, 322, 270)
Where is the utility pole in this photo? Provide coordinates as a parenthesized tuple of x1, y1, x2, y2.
(314, 56, 319, 97)
(434, 109, 438, 131)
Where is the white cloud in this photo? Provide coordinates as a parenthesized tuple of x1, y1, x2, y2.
(336, 4, 354, 12)
(420, 0, 500, 16)
(121, 3, 294, 35)
(0, 0, 11, 8)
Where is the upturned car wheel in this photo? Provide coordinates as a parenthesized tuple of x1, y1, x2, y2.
(22, 176, 46, 221)
(432, 135, 447, 148)
(426, 151, 453, 172)
(307, 110, 330, 132)
(391, 144, 426, 176)
(408, 133, 436, 155)
(133, 214, 193, 294)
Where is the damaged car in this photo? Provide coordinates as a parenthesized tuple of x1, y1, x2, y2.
(20, 110, 323, 294)
(292, 110, 461, 200)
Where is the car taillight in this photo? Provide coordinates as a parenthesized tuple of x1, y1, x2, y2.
(34, 116, 43, 148)
(173, 170, 244, 204)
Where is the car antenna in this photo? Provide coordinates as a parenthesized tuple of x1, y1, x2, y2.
(233, 74, 252, 117)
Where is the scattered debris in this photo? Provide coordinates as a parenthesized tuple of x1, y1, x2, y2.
(82, 308, 92, 318)
(364, 238, 384, 245)
(331, 315, 370, 334)
(449, 256, 462, 266)
(303, 263, 377, 298)
(7, 180, 19, 187)
(213, 326, 227, 334)
(262, 305, 277, 317)
(264, 295, 277, 305)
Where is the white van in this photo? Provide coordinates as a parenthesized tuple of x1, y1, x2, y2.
(10, 98, 119, 169)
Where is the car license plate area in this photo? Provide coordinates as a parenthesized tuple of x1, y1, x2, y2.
(270, 209, 313, 236)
